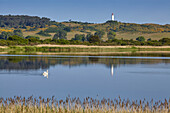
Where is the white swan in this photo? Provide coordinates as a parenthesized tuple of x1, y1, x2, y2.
(43, 70, 48, 78)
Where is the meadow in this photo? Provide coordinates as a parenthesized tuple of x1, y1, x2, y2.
(21, 27, 170, 41)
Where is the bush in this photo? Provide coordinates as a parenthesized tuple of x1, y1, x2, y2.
(94, 30, 105, 39)
(53, 30, 67, 40)
(0, 31, 14, 40)
(72, 34, 85, 42)
(107, 31, 116, 40)
(0, 40, 8, 46)
(42, 39, 52, 44)
(136, 36, 145, 42)
(13, 29, 23, 37)
(89, 35, 101, 43)
(44, 27, 59, 33)
(63, 27, 71, 32)
(56, 39, 69, 44)
(25, 35, 40, 40)
(37, 31, 51, 36)
(7, 35, 28, 45)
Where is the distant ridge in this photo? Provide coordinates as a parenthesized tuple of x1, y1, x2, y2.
(0, 15, 170, 33)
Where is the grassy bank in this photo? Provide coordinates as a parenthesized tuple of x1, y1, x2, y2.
(1, 45, 170, 56)
(0, 96, 169, 113)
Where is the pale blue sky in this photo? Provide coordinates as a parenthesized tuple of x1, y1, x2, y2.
(0, 0, 170, 24)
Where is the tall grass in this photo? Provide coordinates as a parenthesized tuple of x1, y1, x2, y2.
(6, 46, 170, 53)
(0, 96, 169, 113)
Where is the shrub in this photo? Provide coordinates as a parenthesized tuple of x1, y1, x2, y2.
(25, 35, 40, 40)
(37, 31, 51, 36)
(89, 35, 101, 43)
(53, 30, 67, 40)
(136, 36, 145, 42)
(107, 31, 116, 40)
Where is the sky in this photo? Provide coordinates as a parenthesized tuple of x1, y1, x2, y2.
(0, 0, 170, 24)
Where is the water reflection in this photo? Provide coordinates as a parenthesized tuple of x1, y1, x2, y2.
(0, 55, 170, 71)
(0, 55, 170, 100)
(111, 64, 114, 76)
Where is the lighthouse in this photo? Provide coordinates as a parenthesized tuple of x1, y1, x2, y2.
(111, 13, 114, 21)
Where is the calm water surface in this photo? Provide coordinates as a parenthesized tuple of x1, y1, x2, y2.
(0, 55, 170, 100)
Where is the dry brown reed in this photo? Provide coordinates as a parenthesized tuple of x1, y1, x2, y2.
(0, 96, 169, 113)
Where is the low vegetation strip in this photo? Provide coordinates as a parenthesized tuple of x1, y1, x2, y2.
(0, 96, 169, 113)
(1, 44, 170, 49)
(1, 45, 170, 54)
(36, 44, 170, 49)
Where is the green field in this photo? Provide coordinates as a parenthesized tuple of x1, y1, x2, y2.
(20, 22, 170, 41)
(22, 28, 170, 41)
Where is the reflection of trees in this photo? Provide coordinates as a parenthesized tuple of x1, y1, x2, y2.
(0, 56, 169, 70)
(88, 57, 99, 63)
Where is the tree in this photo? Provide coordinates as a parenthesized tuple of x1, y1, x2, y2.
(53, 30, 67, 40)
(13, 29, 23, 37)
(72, 34, 85, 41)
(44, 27, 59, 33)
(25, 36, 40, 43)
(86, 33, 93, 41)
(7, 35, 24, 41)
(7, 35, 28, 45)
(136, 36, 145, 42)
(89, 35, 100, 43)
(0, 15, 51, 28)
(37, 30, 51, 36)
(159, 38, 170, 43)
(25, 35, 40, 40)
(0, 31, 14, 39)
(147, 38, 151, 41)
(107, 31, 116, 40)
(63, 27, 71, 32)
(94, 30, 105, 39)
(159, 38, 170, 45)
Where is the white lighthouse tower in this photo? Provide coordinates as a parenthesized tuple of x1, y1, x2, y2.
(111, 13, 114, 21)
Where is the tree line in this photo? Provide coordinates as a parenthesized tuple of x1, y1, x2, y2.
(0, 29, 170, 46)
(0, 15, 52, 28)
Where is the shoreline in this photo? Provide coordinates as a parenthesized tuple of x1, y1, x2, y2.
(1, 45, 170, 56)
(1, 44, 170, 49)
(30, 44, 170, 48)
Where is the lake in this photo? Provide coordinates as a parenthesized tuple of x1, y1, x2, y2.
(0, 55, 170, 101)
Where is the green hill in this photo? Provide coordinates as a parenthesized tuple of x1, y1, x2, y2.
(0, 15, 170, 40)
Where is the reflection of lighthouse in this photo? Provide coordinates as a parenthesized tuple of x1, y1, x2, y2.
(111, 64, 114, 76)
(111, 13, 114, 21)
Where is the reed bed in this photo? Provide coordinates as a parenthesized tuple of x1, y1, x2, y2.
(0, 96, 169, 113)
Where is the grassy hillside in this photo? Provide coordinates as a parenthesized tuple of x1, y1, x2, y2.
(0, 15, 170, 41)
(21, 24, 170, 41)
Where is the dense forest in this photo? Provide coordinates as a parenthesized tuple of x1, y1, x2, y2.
(0, 15, 53, 28)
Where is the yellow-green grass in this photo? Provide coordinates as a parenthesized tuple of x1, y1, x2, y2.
(1, 45, 170, 55)
(66, 31, 88, 40)
(23, 31, 55, 40)
(62, 22, 81, 27)
(23, 29, 170, 41)
(116, 32, 170, 41)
